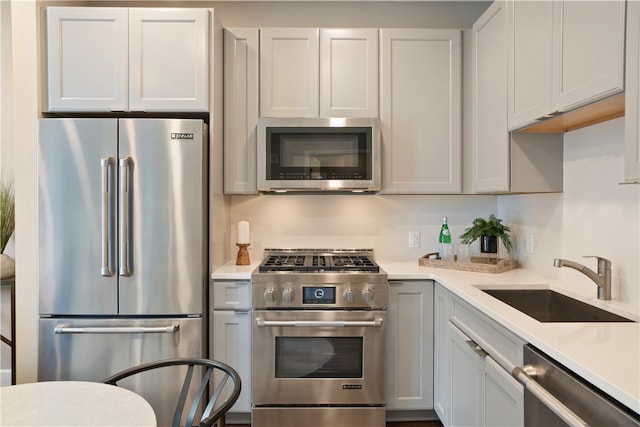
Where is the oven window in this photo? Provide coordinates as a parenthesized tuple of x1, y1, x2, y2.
(275, 337, 363, 378)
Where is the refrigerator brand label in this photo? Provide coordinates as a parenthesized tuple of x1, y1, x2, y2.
(171, 133, 195, 140)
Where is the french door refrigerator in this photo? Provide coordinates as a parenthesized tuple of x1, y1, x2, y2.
(37, 118, 207, 425)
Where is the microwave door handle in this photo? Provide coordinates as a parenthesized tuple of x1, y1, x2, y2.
(119, 157, 132, 277)
(256, 318, 383, 328)
(512, 365, 588, 427)
(100, 158, 114, 276)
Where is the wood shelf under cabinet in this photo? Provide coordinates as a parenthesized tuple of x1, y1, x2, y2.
(516, 93, 624, 134)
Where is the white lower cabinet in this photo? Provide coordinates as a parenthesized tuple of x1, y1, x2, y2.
(386, 280, 434, 410)
(435, 283, 524, 427)
(211, 280, 252, 413)
(433, 284, 450, 423)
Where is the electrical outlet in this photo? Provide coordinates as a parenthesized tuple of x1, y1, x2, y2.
(526, 234, 534, 254)
(409, 231, 420, 248)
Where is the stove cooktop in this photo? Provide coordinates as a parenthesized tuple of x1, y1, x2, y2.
(257, 249, 381, 273)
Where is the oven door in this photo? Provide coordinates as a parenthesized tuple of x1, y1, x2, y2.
(252, 310, 385, 406)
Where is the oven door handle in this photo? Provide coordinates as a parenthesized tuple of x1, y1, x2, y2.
(255, 318, 384, 328)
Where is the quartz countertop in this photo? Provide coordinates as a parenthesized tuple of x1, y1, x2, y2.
(211, 260, 640, 415)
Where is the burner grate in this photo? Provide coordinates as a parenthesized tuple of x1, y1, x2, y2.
(258, 251, 380, 273)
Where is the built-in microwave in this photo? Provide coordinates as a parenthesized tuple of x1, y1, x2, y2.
(257, 117, 381, 192)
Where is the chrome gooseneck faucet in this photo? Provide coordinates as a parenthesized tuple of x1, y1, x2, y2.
(553, 256, 612, 300)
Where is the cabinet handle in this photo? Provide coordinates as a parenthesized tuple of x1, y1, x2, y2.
(465, 339, 488, 357)
(512, 365, 588, 426)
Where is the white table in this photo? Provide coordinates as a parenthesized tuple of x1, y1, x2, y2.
(0, 381, 157, 426)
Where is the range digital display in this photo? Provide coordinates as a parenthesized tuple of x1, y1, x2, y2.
(303, 287, 336, 304)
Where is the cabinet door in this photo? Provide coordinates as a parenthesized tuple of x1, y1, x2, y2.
(552, 0, 625, 112)
(480, 356, 524, 427)
(386, 281, 434, 410)
(212, 310, 252, 412)
(507, 0, 553, 130)
(129, 8, 209, 112)
(260, 28, 319, 117)
(320, 29, 378, 118)
(448, 323, 480, 427)
(471, 2, 509, 193)
(433, 284, 450, 424)
(224, 28, 259, 194)
(625, 1, 640, 184)
(46, 7, 128, 112)
(380, 29, 462, 194)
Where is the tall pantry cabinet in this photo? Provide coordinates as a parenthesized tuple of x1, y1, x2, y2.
(45, 7, 209, 112)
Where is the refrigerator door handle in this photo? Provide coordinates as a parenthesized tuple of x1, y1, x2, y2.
(54, 323, 180, 334)
(119, 157, 132, 277)
(101, 158, 114, 277)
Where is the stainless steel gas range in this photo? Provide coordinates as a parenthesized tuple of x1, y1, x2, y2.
(251, 249, 388, 427)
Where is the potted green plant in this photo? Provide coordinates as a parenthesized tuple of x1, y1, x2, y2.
(459, 214, 512, 256)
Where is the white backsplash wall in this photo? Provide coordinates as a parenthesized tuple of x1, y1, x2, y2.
(499, 118, 640, 306)
(230, 194, 496, 263)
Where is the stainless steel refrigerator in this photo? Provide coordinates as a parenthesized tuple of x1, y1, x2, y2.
(37, 118, 207, 425)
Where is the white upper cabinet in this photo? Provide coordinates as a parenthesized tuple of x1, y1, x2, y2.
(472, 1, 509, 193)
(472, 2, 563, 194)
(260, 28, 378, 118)
(507, 0, 553, 129)
(320, 29, 378, 118)
(224, 28, 259, 194)
(46, 7, 129, 112)
(508, 0, 625, 130)
(552, 0, 625, 113)
(46, 7, 209, 112)
(260, 28, 320, 117)
(128, 9, 209, 112)
(380, 29, 462, 194)
(625, 1, 640, 184)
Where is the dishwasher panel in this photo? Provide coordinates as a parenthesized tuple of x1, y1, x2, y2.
(515, 345, 640, 427)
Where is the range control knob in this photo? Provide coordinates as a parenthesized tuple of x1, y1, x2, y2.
(282, 288, 295, 303)
(343, 288, 354, 304)
(264, 288, 277, 304)
(362, 287, 374, 303)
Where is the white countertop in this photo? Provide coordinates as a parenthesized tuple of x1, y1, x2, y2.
(211, 260, 640, 415)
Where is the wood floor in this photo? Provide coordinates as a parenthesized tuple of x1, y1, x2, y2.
(233, 422, 443, 427)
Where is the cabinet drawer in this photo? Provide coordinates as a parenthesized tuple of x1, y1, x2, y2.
(212, 280, 251, 310)
(450, 295, 525, 371)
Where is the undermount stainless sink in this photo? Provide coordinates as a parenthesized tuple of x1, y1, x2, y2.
(481, 289, 636, 323)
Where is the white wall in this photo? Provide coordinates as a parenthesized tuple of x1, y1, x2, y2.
(230, 194, 497, 263)
(6, 0, 39, 384)
(499, 117, 640, 306)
